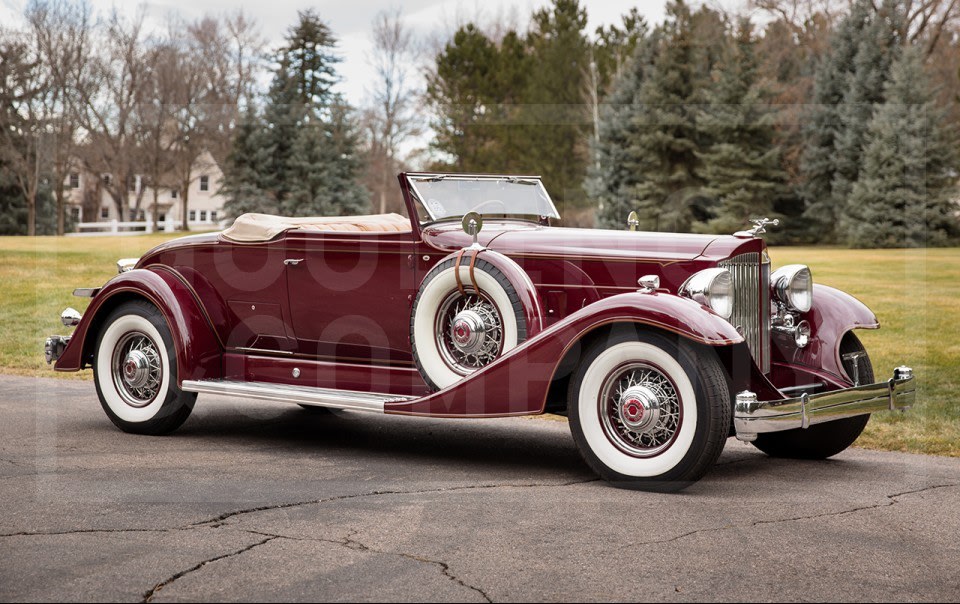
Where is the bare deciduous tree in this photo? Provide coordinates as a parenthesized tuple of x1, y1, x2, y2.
(0, 30, 47, 235)
(73, 8, 149, 222)
(751, 0, 960, 54)
(27, 0, 93, 235)
(362, 8, 421, 214)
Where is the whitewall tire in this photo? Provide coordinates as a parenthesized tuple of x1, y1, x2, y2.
(568, 328, 731, 491)
(93, 300, 195, 435)
(411, 257, 528, 391)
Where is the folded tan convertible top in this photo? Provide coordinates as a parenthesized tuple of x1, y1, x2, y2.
(221, 212, 410, 242)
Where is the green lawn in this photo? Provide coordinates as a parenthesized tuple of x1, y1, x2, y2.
(2, 235, 957, 456)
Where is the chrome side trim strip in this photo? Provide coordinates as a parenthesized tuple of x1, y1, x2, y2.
(73, 287, 101, 298)
(181, 379, 416, 413)
(233, 347, 295, 356)
(734, 367, 916, 441)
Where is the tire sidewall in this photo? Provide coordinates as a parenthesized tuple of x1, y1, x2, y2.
(569, 330, 725, 487)
(94, 302, 189, 430)
(412, 260, 520, 390)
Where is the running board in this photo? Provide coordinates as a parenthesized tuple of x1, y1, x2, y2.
(180, 379, 415, 413)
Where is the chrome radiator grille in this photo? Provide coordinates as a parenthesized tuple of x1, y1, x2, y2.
(719, 252, 771, 373)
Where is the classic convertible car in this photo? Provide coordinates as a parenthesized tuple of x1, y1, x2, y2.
(46, 173, 916, 491)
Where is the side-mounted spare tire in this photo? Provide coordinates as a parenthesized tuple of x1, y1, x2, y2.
(411, 251, 542, 391)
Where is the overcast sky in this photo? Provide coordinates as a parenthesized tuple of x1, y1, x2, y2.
(0, 0, 730, 104)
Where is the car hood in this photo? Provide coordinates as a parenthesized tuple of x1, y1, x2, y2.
(423, 221, 723, 262)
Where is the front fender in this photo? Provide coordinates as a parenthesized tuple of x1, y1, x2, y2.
(55, 266, 222, 384)
(771, 284, 879, 382)
(385, 292, 744, 417)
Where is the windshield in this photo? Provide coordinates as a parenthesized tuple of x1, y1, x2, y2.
(406, 174, 561, 222)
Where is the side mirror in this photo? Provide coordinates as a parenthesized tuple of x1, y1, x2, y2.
(462, 211, 483, 248)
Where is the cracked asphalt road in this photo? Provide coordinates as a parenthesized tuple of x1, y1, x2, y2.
(2, 375, 959, 602)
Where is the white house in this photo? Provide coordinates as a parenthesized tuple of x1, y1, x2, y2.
(64, 150, 228, 231)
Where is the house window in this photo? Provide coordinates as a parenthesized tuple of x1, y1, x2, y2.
(158, 213, 166, 223)
(68, 173, 80, 189)
(100, 207, 109, 219)
(199, 175, 209, 192)
(189, 210, 197, 221)
(102, 174, 111, 187)
(71, 207, 81, 221)
(128, 177, 138, 193)
(200, 210, 207, 221)
(171, 189, 178, 199)
(210, 211, 218, 221)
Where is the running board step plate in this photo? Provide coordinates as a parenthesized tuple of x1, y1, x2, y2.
(181, 379, 415, 413)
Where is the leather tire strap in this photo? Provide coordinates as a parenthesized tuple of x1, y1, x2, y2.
(468, 249, 483, 293)
(454, 248, 467, 296)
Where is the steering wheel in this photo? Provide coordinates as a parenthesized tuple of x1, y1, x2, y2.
(467, 199, 507, 215)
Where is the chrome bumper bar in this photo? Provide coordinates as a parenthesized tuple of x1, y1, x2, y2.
(734, 366, 916, 442)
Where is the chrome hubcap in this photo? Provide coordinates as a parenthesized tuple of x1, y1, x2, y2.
(451, 309, 487, 354)
(111, 332, 162, 408)
(122, 350, 151, 389)
(436, 290, 504, 375)
(600, 363, 681, 457)
(618, 385, 660, 433)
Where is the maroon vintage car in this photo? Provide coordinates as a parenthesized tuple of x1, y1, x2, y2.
(46, 173, 916, 491)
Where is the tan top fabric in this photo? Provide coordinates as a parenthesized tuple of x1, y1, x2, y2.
(221, 212, 410, 242)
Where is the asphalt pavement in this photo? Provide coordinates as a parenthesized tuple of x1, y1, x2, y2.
(1, 374, 959, 602)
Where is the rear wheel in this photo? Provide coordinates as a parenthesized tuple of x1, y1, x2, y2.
(93, 300, 195, 435)
(751, 332, 873, 459)
(567, 328, 731, 492)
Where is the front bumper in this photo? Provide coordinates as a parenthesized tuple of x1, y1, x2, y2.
(734, 366, 916, 441)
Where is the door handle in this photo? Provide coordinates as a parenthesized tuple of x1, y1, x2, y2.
(284, 258, 304, 266)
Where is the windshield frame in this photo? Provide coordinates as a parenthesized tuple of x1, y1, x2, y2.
(404, 173, 561, 224)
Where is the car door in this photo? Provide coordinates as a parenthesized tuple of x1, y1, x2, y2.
(284, 228, 419, 365)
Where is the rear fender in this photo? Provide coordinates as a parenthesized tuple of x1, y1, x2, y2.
(55, 266, 222, 384)
(385, 291, 744, 417)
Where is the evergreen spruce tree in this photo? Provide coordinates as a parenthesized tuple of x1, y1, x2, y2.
(832, 1, 903, 236)
(285, 99, 367, 216)
(627, 0, 705, 232)
(425, 24, 505, 172)
(694, 19, 787, 235)
(523, 0, 592, 215)
(588, 30, 658, 228)
(220, 10, 367, 218)
(800, 0, 873, 241)
(221, 107, 277, 218)
(846, 47, 958, 247)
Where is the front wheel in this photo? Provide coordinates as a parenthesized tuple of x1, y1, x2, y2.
(567, 329, 731, 492)
(751, 332, 873, 459)
(93, 300, 196, 435)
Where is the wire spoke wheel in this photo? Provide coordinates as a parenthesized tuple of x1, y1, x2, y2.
(110, 331, 163, 408)
(434, 288, 504, 375)
(599, 362, 683, 458)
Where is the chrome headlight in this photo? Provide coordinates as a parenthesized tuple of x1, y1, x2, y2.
(771, 264, 813, 312)
(680, 268, 733, 319)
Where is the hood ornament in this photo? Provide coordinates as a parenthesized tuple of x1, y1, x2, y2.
(735, 217, 779, 238)
(627, 211, 639, 232)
